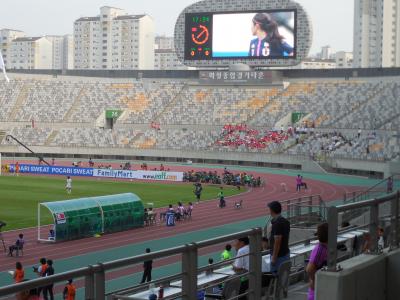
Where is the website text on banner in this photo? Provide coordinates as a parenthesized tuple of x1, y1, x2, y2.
(93, 169, 183, 182)
(8, 164, 93, 176)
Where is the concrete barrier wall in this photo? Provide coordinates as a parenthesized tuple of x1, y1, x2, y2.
(316, 249, 400, 300)
(0, 145, 392, 175)
(386, 249, 400, 300)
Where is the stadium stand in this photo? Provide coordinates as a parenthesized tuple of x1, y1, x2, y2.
(0, 75, 399, 164)
(287, 130, 400, 161)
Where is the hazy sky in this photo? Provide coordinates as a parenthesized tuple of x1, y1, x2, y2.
(0, 0, 353, 54)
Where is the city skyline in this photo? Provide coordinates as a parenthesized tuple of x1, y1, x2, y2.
(0, 0, 353, 55)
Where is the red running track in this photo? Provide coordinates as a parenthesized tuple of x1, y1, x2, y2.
(0, 165, 363, 273)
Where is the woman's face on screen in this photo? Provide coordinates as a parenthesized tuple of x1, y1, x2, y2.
(251, 22, 258, 36)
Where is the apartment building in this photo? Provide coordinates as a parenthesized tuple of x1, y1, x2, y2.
(9, 37, 52, 69)
(0, 29, 26, 68)
(354, 0, 400, 67)
(74, 6, 154, 70)
(45, 35, 74, 69)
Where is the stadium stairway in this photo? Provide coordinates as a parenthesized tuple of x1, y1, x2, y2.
(44, 130, 58, 146)
(0, 130, 5, 144)
(324, 83, 386, 128)
(151, 83, 188, 123)
(63, 87, 87, 122)
(8, 84, 30, 122)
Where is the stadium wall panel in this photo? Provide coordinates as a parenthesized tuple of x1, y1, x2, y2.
(0, 146, 392, 176)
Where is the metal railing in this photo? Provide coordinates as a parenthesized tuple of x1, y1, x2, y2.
(343, 176, 395, 204)
(263, 195, 324, 234)
(0, 228, 263, 300)
(287, 196, 326, 225)
(280, 195, 324, 219)
(326, 191, 400, 271)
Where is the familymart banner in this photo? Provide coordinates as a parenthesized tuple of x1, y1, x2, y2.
(93, 169, 183, 182)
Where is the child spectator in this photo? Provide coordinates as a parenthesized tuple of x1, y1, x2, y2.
(221, 244, 232, 261)
(63, 279, 76, 300)
(13, 261, 24, 283)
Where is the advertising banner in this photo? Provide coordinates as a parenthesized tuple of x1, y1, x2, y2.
(8, 164, 93, 177)
(8, 164, 184, 182)
(55, 213, 66, 224)
(93, 169, 183, 182)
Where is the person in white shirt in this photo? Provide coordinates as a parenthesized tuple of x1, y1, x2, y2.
(233, 237, 250, 272)
(66, 176, 72, 194)
(233, 237, 250, 300)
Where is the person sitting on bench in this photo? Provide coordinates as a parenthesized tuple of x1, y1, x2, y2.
(8, 234, 25, 257)
(48, 229, 55, 241)
(160, 205, 174, 221)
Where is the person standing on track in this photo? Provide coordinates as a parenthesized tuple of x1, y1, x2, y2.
(296, 175, 302, 192)
(387, 176, 393, 193)
(218, 187, 226, 208)
(194, 182, 203, 203)
(66, 176, 72, 194)
(15, 162, 20, 176)
(140, 248, 153, 283)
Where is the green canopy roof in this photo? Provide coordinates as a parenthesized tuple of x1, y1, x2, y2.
(39, 193, 144, 242)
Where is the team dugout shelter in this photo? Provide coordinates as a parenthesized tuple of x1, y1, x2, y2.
(37, 193, 144, 242)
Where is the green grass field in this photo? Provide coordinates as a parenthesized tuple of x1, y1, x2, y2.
(0, 176, 244, 230)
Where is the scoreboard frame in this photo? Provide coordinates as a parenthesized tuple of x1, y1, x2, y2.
(174, 0, 312, 68)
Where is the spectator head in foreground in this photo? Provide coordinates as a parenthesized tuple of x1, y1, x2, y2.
(267, 201, 282, 217)
(235, 237, 250, 250)
(261, 237, 269, 250)
(317, 223, 329, 244)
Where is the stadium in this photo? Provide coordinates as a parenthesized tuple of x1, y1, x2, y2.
(0, 0, 399, 299)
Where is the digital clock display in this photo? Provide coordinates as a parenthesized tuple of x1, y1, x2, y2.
(184, 13, 213, 60)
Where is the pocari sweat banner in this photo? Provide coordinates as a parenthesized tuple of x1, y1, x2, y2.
(8, 164, 93, 176)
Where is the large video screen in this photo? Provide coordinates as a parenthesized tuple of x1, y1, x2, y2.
(184, 10, 296, 61)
